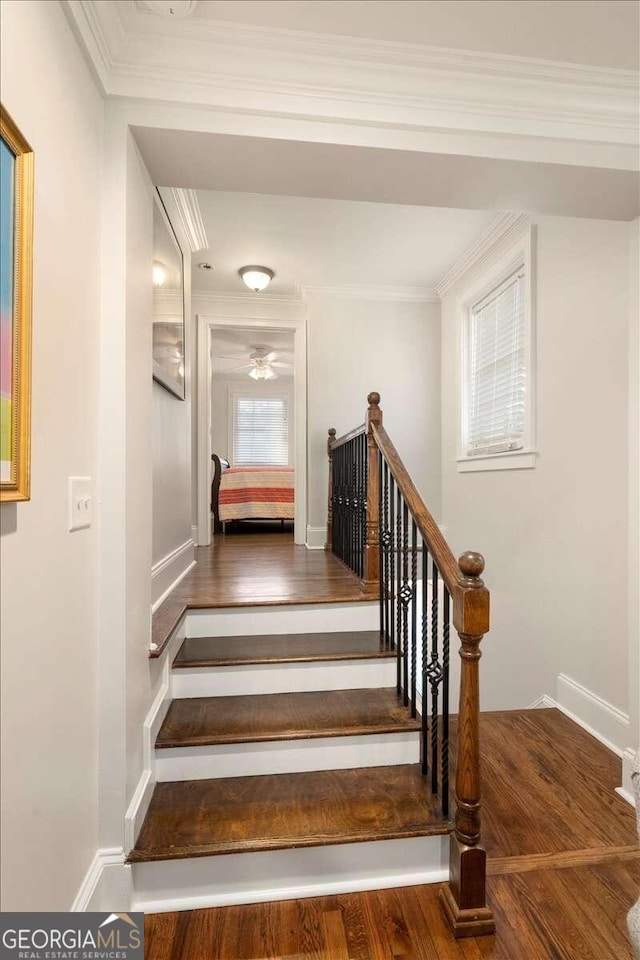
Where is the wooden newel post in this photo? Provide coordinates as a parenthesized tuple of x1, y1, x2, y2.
(325, 427, 337, 551)
(362, 391, 382, 595)
(440, 551, 495, 939)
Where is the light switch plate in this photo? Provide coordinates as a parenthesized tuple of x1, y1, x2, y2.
(68, 476, 92, 532)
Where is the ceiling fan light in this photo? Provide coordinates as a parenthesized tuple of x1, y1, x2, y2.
(239, 266, 274, 293)
(248, 365, 276, 381)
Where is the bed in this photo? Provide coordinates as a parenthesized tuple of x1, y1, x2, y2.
(211, 455, 294, 531)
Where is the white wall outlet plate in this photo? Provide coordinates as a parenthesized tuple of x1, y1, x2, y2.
(68, 477, 93, 532)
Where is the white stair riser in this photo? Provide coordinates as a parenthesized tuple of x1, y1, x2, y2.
(185, 601, 378, 639)
(131, 835, 448, 913)
(171, 658, 396, 698)
(155, 731, 420, 781)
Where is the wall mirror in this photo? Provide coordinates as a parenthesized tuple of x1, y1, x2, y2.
(152, 191, 185, 400)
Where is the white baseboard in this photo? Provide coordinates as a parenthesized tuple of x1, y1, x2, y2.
(71, 848, 130, 912)
(151, 539, 195, 612)
(616, 747, 639, 806)
(306, 525, 327, 550)
(131, 835, 448, 914)
(125, 622, 187, 852)
(556, 673, 630, 757)
(527, 694, 557, 709)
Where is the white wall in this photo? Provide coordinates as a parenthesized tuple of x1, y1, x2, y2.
(441, 216, 630, 721)
(211, 375, 294, 465)
(0, 0, 102, 910)
(307, 297, 442, 533)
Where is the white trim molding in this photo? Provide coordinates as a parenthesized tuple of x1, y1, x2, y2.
(302, 283, 438, 303)
(71, 848, 130, 912)
(436, 213, 531, 298)
(527, 694, 557, 709)
(169, 187, 208, 253)
(616, 748, 639, 806)
(197, 309, 307, 548)
(64, 2, 639, 158)
(151, 538, 195, 611)
(556, 673, 630, 757)
(457, 451, 537, 473)
(306, 525, 327, 550)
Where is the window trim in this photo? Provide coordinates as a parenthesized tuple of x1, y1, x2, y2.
(457, 226, 537, 473)
(229, 390, 290, 467)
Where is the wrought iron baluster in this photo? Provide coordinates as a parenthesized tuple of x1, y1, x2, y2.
(421, 543, 429, 775)
(430, 560, 440, 795)
(389, 472, 396, 656)
(401, 499, 410, 708)
(442, 586, 450, 817)
(378, 452, 384, 640)
(396, 485, 403, 698)
(410, 519, 418, 718)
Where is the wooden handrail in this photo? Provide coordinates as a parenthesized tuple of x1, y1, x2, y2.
(329, 422, 366, 450)
(370, 422, 460, 596)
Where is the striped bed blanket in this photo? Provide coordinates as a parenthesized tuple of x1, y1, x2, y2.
(218, 466, 295, 522)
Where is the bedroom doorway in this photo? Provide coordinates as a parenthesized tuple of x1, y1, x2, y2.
(196, 311, 307, 548)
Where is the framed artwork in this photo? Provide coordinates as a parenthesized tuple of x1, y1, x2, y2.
(152, 190, 185, 400)
(1, 105, 34, 502)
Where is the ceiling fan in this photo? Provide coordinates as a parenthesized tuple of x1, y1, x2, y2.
(215, 345, 291, 381)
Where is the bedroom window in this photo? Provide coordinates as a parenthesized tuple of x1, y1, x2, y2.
(459, 228, 536, 472)
(232, 395, 289, 466)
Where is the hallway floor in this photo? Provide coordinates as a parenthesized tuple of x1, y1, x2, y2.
(152, 532, 370, 654)
(144, 709, 639, 959)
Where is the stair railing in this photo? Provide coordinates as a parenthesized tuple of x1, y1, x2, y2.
(327, 391, 494, 939)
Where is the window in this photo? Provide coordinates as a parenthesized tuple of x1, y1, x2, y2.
(459, 228, 535, 472)
(232, 395, 289, 466)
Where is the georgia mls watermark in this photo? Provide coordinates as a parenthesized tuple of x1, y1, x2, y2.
(0, 913, 144, 960)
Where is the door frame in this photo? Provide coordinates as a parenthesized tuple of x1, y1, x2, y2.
(196, 308, 307, 546)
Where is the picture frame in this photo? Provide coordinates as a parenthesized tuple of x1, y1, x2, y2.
(1, 105, 34, 502)
(152, 190, 185, 401)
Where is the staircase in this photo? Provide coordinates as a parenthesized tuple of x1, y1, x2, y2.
(128, 611, 453, 912)
(130, 392, 494, 939)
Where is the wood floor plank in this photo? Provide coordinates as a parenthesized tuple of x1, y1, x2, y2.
(152, 534, 375, 657)
(129, 764, 447, 862)
(156, 687, 421, 749)
(173, 630, 394, 667)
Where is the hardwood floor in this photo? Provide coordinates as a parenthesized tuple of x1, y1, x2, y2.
(144, 861, 640, 959)
(155, 688, 421, 749)
(144, 710, 639, 958)
(152, 534, 371, 657)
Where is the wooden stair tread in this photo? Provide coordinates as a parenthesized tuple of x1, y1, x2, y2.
(156, 688, 420, 749)
(128, 764, 449, 862)
(173, 631, 394, 667)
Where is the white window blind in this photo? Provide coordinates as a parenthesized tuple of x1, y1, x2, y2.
(232, 395, 289, 466)
(466, 269, 526, 457)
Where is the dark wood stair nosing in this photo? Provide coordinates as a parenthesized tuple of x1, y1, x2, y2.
(127, 821, 452, 864)
(172, 631, 395, 669)
(155, 717, 422, 750)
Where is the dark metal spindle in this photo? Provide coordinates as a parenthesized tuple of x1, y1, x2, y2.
(421, 544, 429, 775)
(401, 499, 409, 707)
(410, 519, 418, 717)
(389, 474, 396, 656)
(430, 560, 439, 796)
(442, 586, 450, 817)
(396, 486, 402, 697)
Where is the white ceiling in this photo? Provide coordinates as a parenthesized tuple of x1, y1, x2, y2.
(190, 191, 494, 295)
(193, 1, 639, 71)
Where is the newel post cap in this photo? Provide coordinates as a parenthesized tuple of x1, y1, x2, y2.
(458, 551, 485, 583)
(366, 391, 382, 427)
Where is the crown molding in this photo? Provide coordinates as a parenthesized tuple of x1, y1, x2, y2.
(436, 213, 531, 297)
(192, 288, 304, 308)
(169, 188, 208, 253)
(301, 282, 439, 303)
(64, 2, 638, 149)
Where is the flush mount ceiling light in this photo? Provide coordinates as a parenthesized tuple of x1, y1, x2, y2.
(239, 266, 274, 293)
(152, 261, 166, 287)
